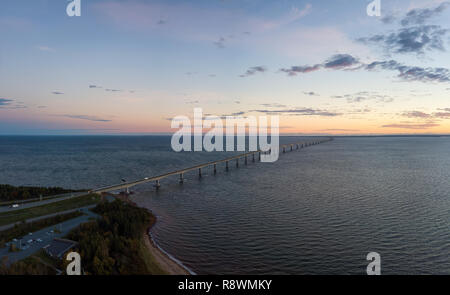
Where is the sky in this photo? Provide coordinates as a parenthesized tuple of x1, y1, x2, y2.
(1, 0, 450, 135)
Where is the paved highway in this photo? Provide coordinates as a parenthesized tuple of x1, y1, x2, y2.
(0, 192, 88, 213)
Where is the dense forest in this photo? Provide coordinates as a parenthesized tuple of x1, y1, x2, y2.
(0, 256, 56, 275)
(67, 199, 165, 275)
(0, 184, 80, 202)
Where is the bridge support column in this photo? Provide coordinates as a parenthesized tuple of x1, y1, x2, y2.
(214, 164, 217, 174)
(258, 152, 261, 161)
(199, 168, 202, 178)
(296, 144, 299, 149)
(179, 173, 184, 184)
(283, 147, 286, 153)
(155, 180, 161, 190)
(226, 161, 229, 171)
(236, 159, 239, 168)
(290, 145, 293, 151)
(245, 156, 247, 165)
(252, 153, 255, 162)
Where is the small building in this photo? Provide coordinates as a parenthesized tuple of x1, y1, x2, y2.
(43, 238, 78, 260)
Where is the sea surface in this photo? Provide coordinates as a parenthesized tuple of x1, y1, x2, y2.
(1, 135, 449, 274)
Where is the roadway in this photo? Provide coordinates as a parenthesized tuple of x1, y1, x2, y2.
(0, 192, 88, 213)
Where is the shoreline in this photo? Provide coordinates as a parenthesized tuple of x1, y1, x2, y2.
(144, 225, 194, 275)
(144, 221, 193, 275)
(114, 192, 192, 275)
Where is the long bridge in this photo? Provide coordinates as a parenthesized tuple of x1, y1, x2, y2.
(91, 137, 333, 194)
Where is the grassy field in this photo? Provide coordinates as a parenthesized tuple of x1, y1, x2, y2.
(0, 194, 100, 226)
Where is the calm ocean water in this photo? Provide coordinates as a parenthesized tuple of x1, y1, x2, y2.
(1, 136, 449, 274)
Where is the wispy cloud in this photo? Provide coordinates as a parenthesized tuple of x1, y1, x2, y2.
(251, 108, 341, 117)
(401, 109, 450, 119)
(52, 91, 64, 95)
(401, 2, 450, 26)
(303, 91, 319, 96)
(36, 45, 55, 52)
(333, 91, 395, 103)
(240, 66, 267, 77)
(0, 98, 13, 106)
(62, 115, 112, 122)
(382, 123, 439, 129)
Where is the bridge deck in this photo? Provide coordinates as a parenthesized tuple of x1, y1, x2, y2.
(91, 138, 332, 193)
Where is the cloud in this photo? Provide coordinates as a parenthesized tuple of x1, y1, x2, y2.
(240, 66, 267, 77)
(260, 103, 287, 108)
(0, 98, 26, 109)
(401, 111, 433, 118)
(333, 91, 395, 103)
(401, 2, 450, 26)
(323, 54, 360, 69)
(214, 37, 226, 48)
(279, 53, 450, 83)
(279, 64, 321, 76)
(358, 25, 448, 55)
(382, 123, 439, 129)
(366, 60, 450, 82)
(62, 115, 112, 122)
(358, 3, 450, 55)
(52, 91, 64, 95)
(105, 89, 122, 92)
(36, 45, 55, 52)
(381, 14, 396, 24)
(401, 109, 450, 119)
(0, 98, 13, 106)
(251, 108, 341, 116)
(303, 91, 319, 96)
(89, 85, 102, 88)
(319, 128, 360, 132)
(157, 19, 166, 25)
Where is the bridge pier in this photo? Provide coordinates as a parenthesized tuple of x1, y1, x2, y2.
(226, 161, 229, 171)
(296, 144, 299, 149)
(236, 159, 239, 168)
(252, 153, 255, 162)
(214, 163, 217, 174)
(283, 147, 286, 153)
(199, 168, 202, 178)
(154, 180, 161, 189)
(179, 173, 184, 184)
(258, 152, 261, 161)
(245, 156, 248, 165)
(290, 145, 293, 151)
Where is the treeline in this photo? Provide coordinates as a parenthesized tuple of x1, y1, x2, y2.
(67, 200, 165, 275)
(0, 184, 80, 202)
(0, 256, 56, 275)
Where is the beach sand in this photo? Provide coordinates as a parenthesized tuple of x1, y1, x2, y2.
(143, 230, 190, 275)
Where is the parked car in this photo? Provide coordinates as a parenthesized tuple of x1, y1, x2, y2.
(10, 204, 19, 208)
